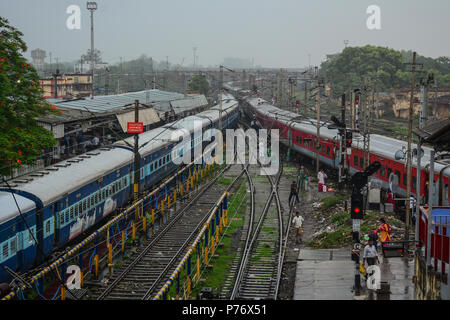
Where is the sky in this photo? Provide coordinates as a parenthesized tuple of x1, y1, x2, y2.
(1, 0, 449, 68)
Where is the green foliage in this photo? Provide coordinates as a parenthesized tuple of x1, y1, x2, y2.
(188, 74, 209, 95)
(0, 17, 57, 175)
(321, 46, 450, 96)
(320, 194, 345, 210)
(330, 212, 350, 225)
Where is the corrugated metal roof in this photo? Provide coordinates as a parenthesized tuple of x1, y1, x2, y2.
(47, 90, 184, 114)
(170, 95, 208, 115)
(116, 108, 161, 132)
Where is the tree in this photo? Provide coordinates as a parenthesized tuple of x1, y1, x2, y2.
(0, 17, 57, 176)
(322, 46, 408, 95)
(81, 48, 102, 65)
(188, 74, 209, 95)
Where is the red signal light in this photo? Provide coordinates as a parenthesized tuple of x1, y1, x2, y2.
(354, 208, 360, 213)
(356, 99, 359, 104)
(296, 103, 300, 107)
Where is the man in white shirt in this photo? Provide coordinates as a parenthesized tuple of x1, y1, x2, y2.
(292, 211, 305, 244)
(317, 170, 327, 192)
(363, 238, 380, 266)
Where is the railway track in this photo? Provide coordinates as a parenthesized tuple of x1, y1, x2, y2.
(229, 161, 284, 300)
(91, 163, 245, 300)
(221, 122, 287, 300)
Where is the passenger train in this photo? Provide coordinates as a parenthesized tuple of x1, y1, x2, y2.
(224, 83, 450, 208)
(0, 94, 239, 284)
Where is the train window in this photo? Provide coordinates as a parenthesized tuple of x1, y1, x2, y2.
(95, 193, 98, 204)
(60, 212, 65, 226)
(159, 159, 162, 167)
(387, 168, 392, 178)
(112, 184, 116, 194)
(140, 168, 144, 178)
(109, 186, 112, 196)
(354, 156, 358, 167)
(83, 199, 87, 211)
(10, 237, 17, 254)
(2, 243, 8, 259)
(46, 221, 51, 235)
(150, 163, 154, 172)
(296, 136, 299, 143)
(65, 211, 69, 223)
(403, 174, 408, 187)
(412, 177, 417, 190)
(360, 157, 364, 169)
(74, 205, 78, 217)
(79, 203, 82, 213)
(380, 166, 385, 177)
(166, 155, 169, 162)
(70, 207, 74, 220)
(90, 196, 94, 207)
(327, 146, 330, 155)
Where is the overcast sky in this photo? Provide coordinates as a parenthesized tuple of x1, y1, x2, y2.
(1, 0, 449, 68)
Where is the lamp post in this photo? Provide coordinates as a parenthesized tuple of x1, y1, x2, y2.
(87, 2, 97, 99)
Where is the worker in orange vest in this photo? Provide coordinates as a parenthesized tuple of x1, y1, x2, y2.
(377, 218, 392, 245)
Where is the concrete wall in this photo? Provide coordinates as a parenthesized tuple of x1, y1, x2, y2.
(414, 253, 448, 300)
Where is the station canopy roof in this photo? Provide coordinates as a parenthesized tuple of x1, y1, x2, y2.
(414, 118, 450, 151)
(169, 95, 208, 115)
(47, 89, 184, 114)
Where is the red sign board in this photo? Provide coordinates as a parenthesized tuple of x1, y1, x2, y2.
(127, 122, 143, 133)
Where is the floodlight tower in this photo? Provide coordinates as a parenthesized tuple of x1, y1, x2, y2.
(87, 2, 97, 99)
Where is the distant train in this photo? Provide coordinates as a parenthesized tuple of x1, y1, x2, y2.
(0, 94, 239, 284)
(223, 79, 450, 207)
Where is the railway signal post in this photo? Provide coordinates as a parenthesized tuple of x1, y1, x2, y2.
(350, 161, 381, 295)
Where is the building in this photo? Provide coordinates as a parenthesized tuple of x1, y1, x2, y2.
(391, 88, 450, 120)
(36, 90, 209, 165)
(39, 73, 93, 99)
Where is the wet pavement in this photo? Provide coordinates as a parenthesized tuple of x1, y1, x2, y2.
(293, 248, 415, 300)
(376, 255, 415, 300)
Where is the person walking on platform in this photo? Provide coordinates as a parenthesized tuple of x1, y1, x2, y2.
(363, 238, 380, 267)
(289, 181, 300, 207)
(297, 165, 309, 192)
(292, 211, 305, 244)
(377, 218, 392, 245)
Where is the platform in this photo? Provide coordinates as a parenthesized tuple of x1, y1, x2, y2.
(293, 248, 415, 300)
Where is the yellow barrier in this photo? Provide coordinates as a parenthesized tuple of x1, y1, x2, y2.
(1, 145, 220, 300)
(153, 191, 228, 300)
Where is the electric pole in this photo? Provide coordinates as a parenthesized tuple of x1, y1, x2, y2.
(193, 47, 197, 68)
(404, 52, 422, 243)
(316, 84, 321, 173)
(289, 77, 294, 112)
(133, 100, 140, 220)
(433, 78, 438, 119)
(219, 65, 224, 131)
